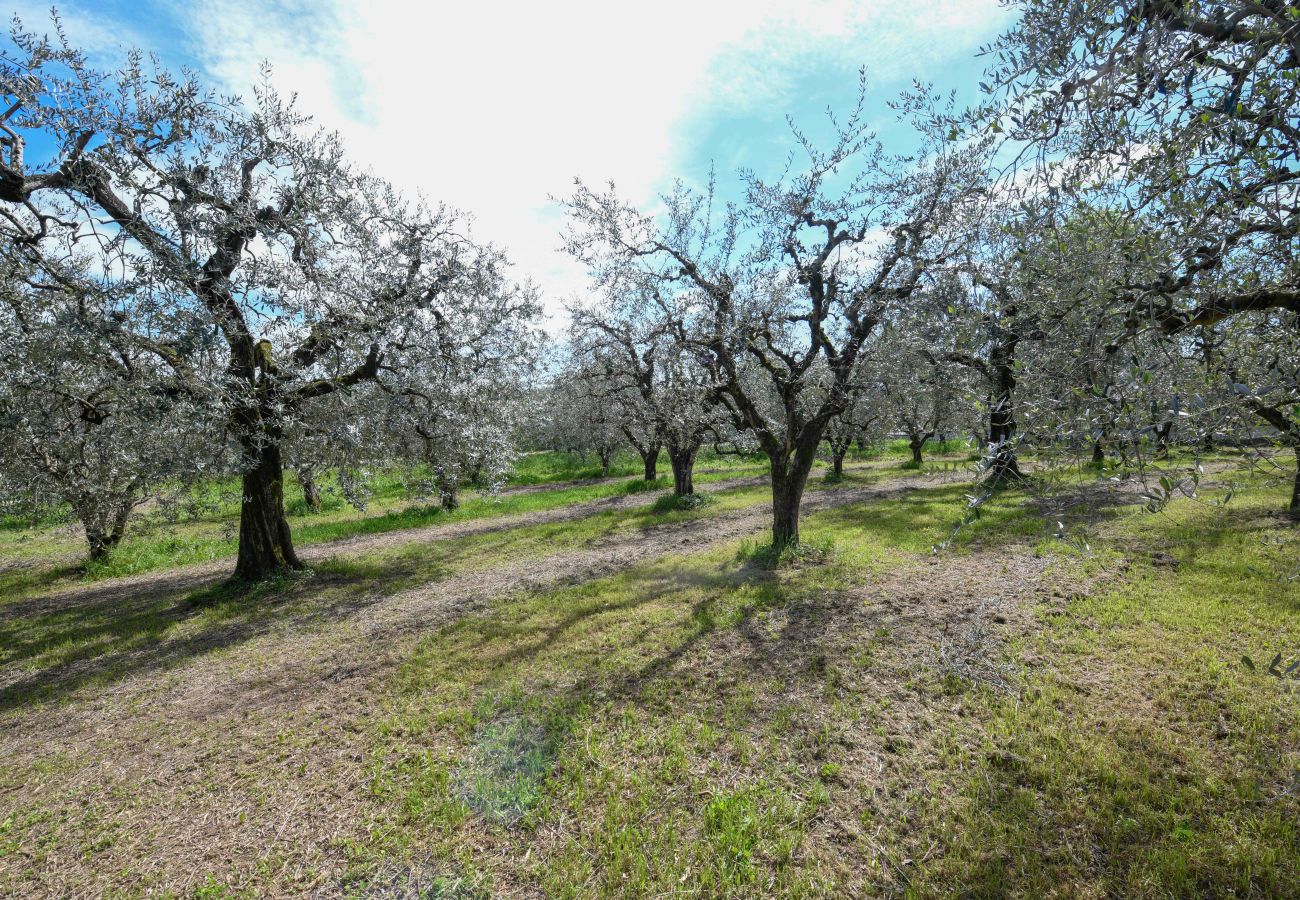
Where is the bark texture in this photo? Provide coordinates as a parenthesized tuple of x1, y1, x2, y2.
(668, 444, 697, 496)
(234, 435, 302, 581)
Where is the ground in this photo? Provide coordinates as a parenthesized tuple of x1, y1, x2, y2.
(0, 448, 1296, 898)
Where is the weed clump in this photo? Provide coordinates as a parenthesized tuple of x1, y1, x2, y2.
(651, 492, 713, 513)
(738, 535, 835, 569)
(620, 477, 663, 495)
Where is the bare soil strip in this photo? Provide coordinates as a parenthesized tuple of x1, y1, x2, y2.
(0, 471, 791, 626)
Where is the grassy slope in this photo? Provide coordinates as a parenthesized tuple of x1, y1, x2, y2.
(1, 451, 1296, 897)
(339, 475, 1296, 897)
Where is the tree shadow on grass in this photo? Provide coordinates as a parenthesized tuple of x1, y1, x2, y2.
(920, 661, 1299, 897)
(443, 564, 777, 680)
(0, 549, 457, 714)
(414, 483, 1046, 718)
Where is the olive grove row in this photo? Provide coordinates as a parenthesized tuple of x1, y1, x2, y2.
(1, 1, 1296, 578)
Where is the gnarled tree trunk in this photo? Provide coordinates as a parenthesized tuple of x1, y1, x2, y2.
(832, 446, 847, 476)
(984, 340, 1025, 487)
(640, 442, 660, 481)
(826, 431, 853, 476)
(81, 496, 134, 562)
(767, 433, 822, 547)
(297, 467, 322, 512)
(668, 444, 698, 496)
(1154, 420, 1173, 458)
(437, 472, 459, 512)
(234, 428, 302, 581)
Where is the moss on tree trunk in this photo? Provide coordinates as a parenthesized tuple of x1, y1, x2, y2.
(234, 436, 302, 581)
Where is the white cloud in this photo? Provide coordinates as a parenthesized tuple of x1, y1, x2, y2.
(25, 0, 1011, 330)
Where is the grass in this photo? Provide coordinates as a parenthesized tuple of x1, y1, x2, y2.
(914, 488, 1300, 896)
(341, 472, 1298, 896)
(0, 451, 776, 591)
(330, 480, 1054, 894)
(1, 447, 1295, 896)
(737, 534, 837, 569)
(0, 467, 879, 712)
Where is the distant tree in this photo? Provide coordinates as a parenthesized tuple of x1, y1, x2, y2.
(569, 283, 722, 495)
(0, 256, 223, 560)
(821, 388, 884, 477)
(390, 262, 542, 511)
(544, 363, 626, 476)
(876, 307, 971, 466)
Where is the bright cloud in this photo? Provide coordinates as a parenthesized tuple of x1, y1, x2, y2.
(14, 0, 1011, 328)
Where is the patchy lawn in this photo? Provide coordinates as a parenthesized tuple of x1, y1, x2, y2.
(0, 455, 1295, 897)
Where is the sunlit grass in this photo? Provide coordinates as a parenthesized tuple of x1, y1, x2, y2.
(2, 457, 1296, 896)
(340, 477, 1298, 896)
(0, 452, 777, 587)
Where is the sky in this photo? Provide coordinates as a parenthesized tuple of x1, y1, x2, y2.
(8, 0, 1014, 330)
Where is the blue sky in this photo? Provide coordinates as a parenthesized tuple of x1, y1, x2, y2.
(9, 0, 1013, 326)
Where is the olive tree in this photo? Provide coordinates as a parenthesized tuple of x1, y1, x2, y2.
(0, 256, 223, 560)
(0, 22, 525, 577)
(880, 341, 957, 466)
(569, 284, 722, 495)
(562, 84, 990, 545)
(388, 260, 543, 511)
(987, 0, 1300, 511)
(543, 362, 627, 475)
(821, 392, 883, 477)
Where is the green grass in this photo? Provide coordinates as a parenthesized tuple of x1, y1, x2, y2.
(338, 474, 1296, 896)
(0, 453, 776, 590)
(2, 449, 1295, 896)
(508, 448, 769, 486)
(911, 486, 1300, 897)
(0, 467, 878, 712)
(336, 478, 1050, 895)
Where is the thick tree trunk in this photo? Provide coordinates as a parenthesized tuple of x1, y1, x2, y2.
(668, 444, 697, 495)
(640, 443, 660, 481)
(437, 475, 459, 512)
(981, 334, 1026, 487)
(768, 435, 821, 548)
(234, 435, 302, 581)
(1291, 446, 1300, 518)
(909, 439, 924, 465)
(770, 465, 810, 547)
(82, 497, 133, 562)
(832, 447, 847, 476)
(297, 467, 322, 512)
(598, 448, 613, 477)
